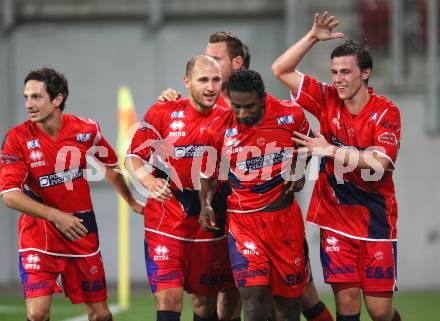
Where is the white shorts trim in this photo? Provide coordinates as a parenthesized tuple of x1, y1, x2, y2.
(145, 228, 226, 242)
(18, 247, 101, 258)
(307, 222, 398, 242)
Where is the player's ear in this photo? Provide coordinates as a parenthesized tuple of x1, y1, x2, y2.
(184, 76, 191, 90)
(232, 55, 244, 70)
(52, 94, 64, 108)
(361, 68, 372, 83)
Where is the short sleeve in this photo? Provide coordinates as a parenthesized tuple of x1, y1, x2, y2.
(293, 104, 311, 137)
(373, 106, 401, 167)
(91, 121, 118, 166)
(290, 74, 329, 120)
(127, 105, 162, 162)
(0, 132, 28, 194)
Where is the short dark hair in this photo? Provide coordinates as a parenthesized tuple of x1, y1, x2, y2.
(24, 67, 69, 111)
(242, 43, 251, 69)
(185, 54, 218, 77)
(227, 69, 265, 100)
(331, 39, 373, 71)
(209, 31, 250, 67)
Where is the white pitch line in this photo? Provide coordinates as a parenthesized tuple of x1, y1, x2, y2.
(61, 304, 123, 321)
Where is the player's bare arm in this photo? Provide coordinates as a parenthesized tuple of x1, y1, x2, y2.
(125, 155, 172, 202)
(198, 177, 219, 232)
(293, 130, 391, 171)
(157, 88, 181, 102)
(1, 190, 87, 241)
(104, 165, 144, 214)
(272, 11, 344, 94)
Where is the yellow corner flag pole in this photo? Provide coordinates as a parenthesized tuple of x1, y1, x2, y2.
(117, 86, 137, 310)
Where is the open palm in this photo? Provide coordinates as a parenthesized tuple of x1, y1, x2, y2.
(310, 11, 345, 41)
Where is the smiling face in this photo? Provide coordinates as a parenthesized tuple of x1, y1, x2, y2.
(184, 58, 222, 113)
(330, 55, 371, 101)
(24, 80, 63, 123)
(229, 90, 265, 126)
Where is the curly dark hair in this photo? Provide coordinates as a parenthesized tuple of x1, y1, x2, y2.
(25, 67, 69, 111)
(227, 69, 265, 99)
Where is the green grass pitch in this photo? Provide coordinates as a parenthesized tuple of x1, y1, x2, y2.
(1, 290, 440, 320)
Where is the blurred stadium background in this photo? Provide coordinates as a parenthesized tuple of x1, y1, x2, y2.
(1, 0, 440, 319)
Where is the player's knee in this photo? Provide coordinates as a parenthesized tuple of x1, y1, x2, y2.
(192, 296, 216, 317)
(26, 309, 50, 321)
(157, 295, 183, 311)
(366, 307, 394, 321)
(87, 311, 112, 321)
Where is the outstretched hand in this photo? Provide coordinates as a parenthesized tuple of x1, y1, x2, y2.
(309, 11, 345, 41)
(293, 129, 334, 157)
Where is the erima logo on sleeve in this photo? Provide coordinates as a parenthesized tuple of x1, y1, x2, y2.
(277, 115, 294, 125)
(26, 140, 40, 149)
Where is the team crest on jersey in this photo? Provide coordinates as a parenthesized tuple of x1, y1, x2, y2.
(25, 253, 41, 270)
(77, 133, 92, 142)
(371, 112, 378, 120)
(171, 110, 185, 119)
(170, 120, 185, 131)
(243, 241, 259, 255)
(153, 245, 169, 261)
(225, 128, 238, 137)
(277, 115, 294, 125)
(26, 139, 40, 149)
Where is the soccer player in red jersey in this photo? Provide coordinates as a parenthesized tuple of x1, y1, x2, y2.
(160, 31, 334, 321)
(199, 69, 310, 321)
(272, 11, 402, 321)
(125, 55, 235, 321)
(0, 67, 143, 321)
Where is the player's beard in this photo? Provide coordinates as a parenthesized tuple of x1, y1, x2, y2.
(191, 89, 219, 111)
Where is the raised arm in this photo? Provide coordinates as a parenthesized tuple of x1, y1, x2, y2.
(272, 11, 344, 94)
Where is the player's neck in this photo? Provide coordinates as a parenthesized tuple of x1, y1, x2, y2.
(220, 90, 231, 107)
(188, 97, 212, 115)
(344, 86, 371, 115)
(36, 111, 64, 138)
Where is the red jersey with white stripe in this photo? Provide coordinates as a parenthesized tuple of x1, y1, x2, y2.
(0, 114, 118, 256)
(292, 74, 400, 241)
(203, 94, 310, 213)
(127, 98, 230, 240)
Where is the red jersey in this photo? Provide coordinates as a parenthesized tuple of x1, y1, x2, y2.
(127, 98, 230, 241)
(292, 74, 400, 241)
(203, 94, 310, 213)
(0, 114, 118, 256)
